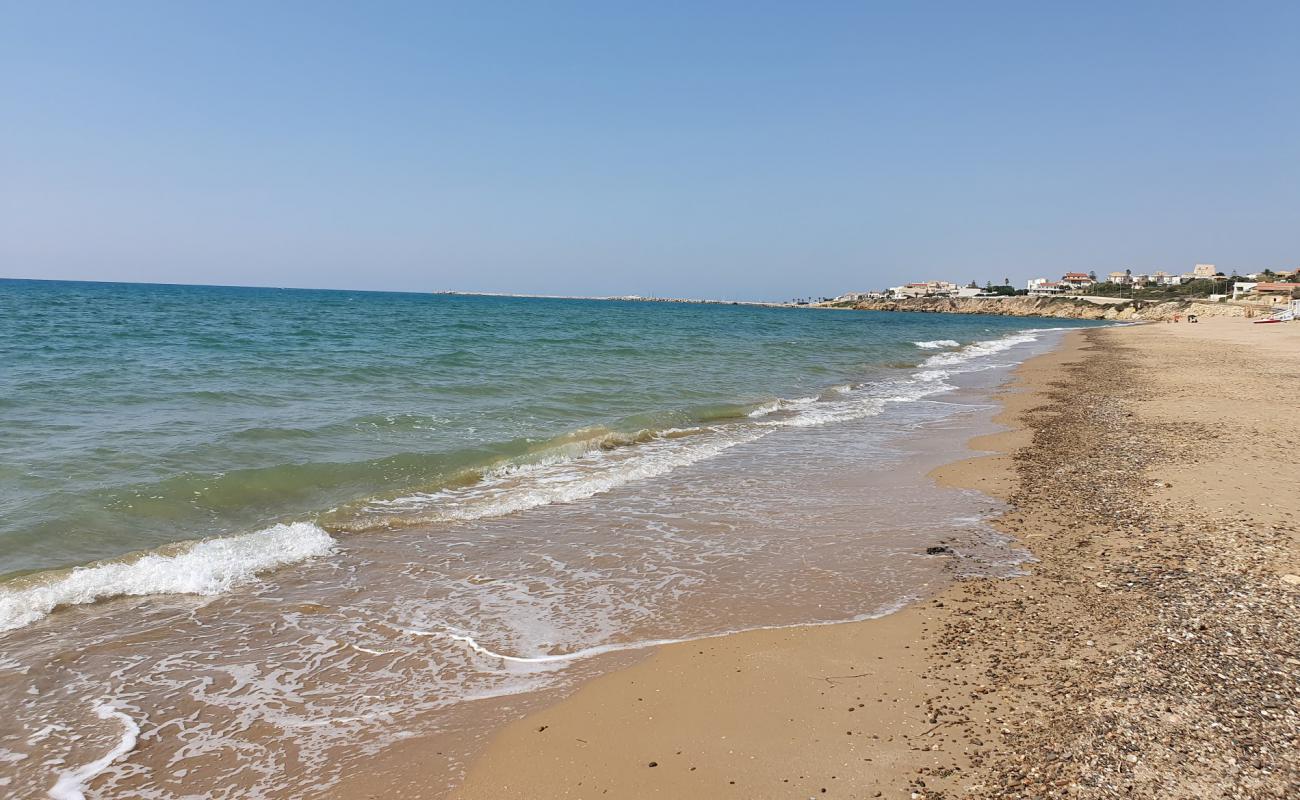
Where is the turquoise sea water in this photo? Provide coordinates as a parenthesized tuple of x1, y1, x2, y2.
(0, 279, 1094, 583)
(1, 279, 1111, 798)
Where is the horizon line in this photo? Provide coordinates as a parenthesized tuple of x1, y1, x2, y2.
(0, 276, 805, 306)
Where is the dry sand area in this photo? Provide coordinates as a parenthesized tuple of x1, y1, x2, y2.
(446, 318, 1298, 800)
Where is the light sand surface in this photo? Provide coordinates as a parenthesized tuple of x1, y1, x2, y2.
(1127, 318, 1300, 553)
(439, 317, 1299, 799)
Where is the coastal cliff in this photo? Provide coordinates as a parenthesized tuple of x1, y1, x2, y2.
(838, 295, 1247, 321)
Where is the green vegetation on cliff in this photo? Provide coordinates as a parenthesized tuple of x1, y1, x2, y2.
(1085, 278, 1235, 300)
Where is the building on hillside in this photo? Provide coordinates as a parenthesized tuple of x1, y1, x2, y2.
(1026, 278, 1063, 296)
(893, 281, 959, 298)
(956, 286, 983, 298)
(1108, 271, 1132, 285)
(1193, 263, 1217, 278)
(832, 292, 877, 303)
(1244, 270, 1298, 282)
(1250, 282, 1300, 304)
(1150, 271, 1186, 286)
(889, 284, 923, 299)
(1231, 282, 1259, 300)
(1060, 272, 1093, 289)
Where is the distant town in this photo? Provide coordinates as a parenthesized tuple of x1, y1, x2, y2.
(813, 263, 1300, 306)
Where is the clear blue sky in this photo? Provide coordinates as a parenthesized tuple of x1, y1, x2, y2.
(2, 1, 1297, 300)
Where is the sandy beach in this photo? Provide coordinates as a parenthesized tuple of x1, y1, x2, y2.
(10, 5, 1300, 798)
(443, 318, 1299, 799)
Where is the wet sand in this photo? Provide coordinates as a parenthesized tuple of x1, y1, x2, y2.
(444, 318, 1300, 799)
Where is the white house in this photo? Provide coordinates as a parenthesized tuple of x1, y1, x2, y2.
(1026, 278, 1063, 296)
(893, 281, 960, 298)
(1231, 282, 1259, 300)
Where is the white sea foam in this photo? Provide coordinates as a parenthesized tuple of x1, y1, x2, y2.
(48, 703, 138, 800)
(362, 330, 1056, 528)
(364, 429, 766, 524)
(0, 523, 336, 634)
(762, 396, 886, 428)
(403, 595, 919, 668)
(746, 393, 819, 418)
(921, 331, 1040, 367)
(913, 339, 960, 349)
(748, 391, 868, 428)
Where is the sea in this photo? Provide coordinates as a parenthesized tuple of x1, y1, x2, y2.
(0, 279, 1103, 798)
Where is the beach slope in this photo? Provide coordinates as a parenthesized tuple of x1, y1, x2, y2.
(451, 319, 1300, 799)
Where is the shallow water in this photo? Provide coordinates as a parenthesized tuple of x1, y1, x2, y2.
(0, 281, 1100, 797)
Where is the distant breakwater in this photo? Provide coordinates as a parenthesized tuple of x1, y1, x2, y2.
(832, 295, 1250, 321)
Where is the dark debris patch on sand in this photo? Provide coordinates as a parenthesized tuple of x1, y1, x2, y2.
(912, 330, 1299, 799)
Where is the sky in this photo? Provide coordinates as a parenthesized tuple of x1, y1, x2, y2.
(2, 1, 1298, 300)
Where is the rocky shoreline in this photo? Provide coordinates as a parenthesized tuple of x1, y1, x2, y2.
(837, 295, 1249, 321)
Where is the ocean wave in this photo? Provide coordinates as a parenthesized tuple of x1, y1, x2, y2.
(745, 394, 819, 418)
(350, 329, 1055, 528)
(920, 331, 1040, 367)
(2, 327, 1063, 630)
(759, 396, 886, 428)
(913, 339, 960, 349)
(352, 428, 767, 527)
(0, 523, 335, 634)
(350, 379, 913, 527)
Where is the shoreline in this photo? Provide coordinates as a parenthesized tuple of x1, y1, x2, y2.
(3, 310, 1088, 800)
(323, 332, 1073, 799)
(823, 294, 1264, 322)
(0, 310, 1055, 624)
(325, 330, 1053, 800)
(443, 319, 1299, 798)
(437, 335, 1077, 800)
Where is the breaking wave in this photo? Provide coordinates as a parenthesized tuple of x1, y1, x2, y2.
(353, 427, 767, 528)
(0, 328, 1059, 633)
(921, 331, 1041, 367)
(0, 523, 335, 633)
